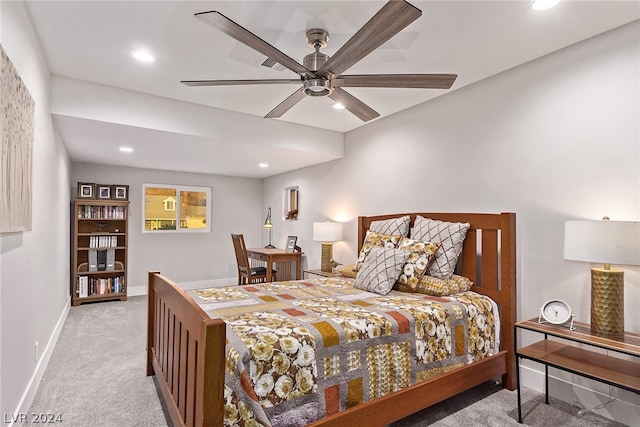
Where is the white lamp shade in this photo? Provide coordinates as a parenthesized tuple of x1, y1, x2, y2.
(313, 221, 343, 242)
(564, 220, 640, 266)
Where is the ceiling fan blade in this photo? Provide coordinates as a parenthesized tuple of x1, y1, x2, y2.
(181, 79, 302, 87)
(195, 11, 312, 77)
(316, 0, 421, 78)
(328, 88, 380, 122)
(333, 74, 457, 89)
(265, 88, 306, 118)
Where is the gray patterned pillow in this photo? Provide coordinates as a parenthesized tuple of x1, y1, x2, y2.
(411, 216, 470, 280)
(369, 215, 411, 237)
(353, 247, 410, 295)
(354, 230, 403, 271)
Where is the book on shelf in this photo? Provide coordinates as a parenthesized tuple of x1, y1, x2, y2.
(76, 275, 125, 298)
(89, 235, 118, 248)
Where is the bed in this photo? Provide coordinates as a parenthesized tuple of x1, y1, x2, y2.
(147, 212, 517, 426)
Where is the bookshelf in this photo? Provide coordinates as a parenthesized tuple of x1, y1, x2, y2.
(72, 199, 129, 306)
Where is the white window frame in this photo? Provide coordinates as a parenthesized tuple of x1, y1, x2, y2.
(142, 183, 212, 233)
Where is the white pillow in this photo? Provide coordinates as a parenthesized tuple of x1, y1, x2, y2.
(353, 247, 409, 295)
(411, 216, 470, 280)
(369, 215, 411, 237)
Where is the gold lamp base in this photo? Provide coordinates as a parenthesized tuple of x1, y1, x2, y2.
(320, 242, 335, 272)
(590, 267, 624, 336)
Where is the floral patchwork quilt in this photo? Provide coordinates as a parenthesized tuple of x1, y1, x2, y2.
(188, 277, 500, 427)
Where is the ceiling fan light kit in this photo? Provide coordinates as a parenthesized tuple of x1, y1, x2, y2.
(183, 0, 457, 122)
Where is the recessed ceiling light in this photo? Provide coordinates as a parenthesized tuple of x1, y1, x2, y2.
(119, 146, 134, 153)
(131, 50, 156, 63)
(531, 0, 559, 11)
(333, 102, 345, 110)
(258, 163, 269, 168)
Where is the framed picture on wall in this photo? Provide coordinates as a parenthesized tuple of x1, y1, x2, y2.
(113, 185, 129, 200)
(78, 182, 95, 199)
(286, 236, 298, 252)
(97, 184, 111, 200)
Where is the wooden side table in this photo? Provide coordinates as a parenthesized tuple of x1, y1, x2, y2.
(514, 318, 640, 423)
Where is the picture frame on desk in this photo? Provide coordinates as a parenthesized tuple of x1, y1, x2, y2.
(286, 236, 297, 252)
(97, 184, 111, 200)
(78, 182, 94, 199)
(113, 185, 128, 200)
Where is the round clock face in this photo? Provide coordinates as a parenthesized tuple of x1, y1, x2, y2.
(541, 299, 572, 324)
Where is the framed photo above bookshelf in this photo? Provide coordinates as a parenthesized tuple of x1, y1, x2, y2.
(78, 182, 95, 199)
(77, 181, 129, 201)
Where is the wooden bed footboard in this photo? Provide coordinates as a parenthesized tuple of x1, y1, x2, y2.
(148, 212, 516, 427)
(147, 271, 226, 426)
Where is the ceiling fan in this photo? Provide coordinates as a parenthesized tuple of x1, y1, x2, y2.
(181, 0, 457, 122)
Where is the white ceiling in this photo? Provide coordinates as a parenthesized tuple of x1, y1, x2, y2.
(25, 1, 640, 178)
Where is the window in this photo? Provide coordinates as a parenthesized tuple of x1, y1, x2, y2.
(143, 184, 211, 233)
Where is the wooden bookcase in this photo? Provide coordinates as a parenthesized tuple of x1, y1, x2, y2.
(71, 199, 129, 306)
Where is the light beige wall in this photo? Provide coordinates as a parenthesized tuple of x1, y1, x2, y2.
(0, 1, 72, 417)
(264, 21, 639, 423)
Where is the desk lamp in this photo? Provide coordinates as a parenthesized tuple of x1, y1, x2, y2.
(564, 218, 640, 336)
(263, 207, 275, 248)
(313, 221, 343, 272)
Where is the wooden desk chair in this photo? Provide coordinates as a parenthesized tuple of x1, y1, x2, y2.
(231, 234, 276, 285)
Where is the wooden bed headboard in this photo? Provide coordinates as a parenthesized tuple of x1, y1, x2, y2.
(358, 212, 517, 389)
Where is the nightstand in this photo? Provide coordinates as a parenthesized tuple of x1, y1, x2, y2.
(303, 269, 344, 279)
(514, 318, 640, 423)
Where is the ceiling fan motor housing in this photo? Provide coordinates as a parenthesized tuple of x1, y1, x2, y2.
(303, 29, 332, 96)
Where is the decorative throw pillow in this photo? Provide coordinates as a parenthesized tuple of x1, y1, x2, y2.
(353, 247, 410, 295)
(337, 263, 357, 279)
(354, 230, 403, 271)
(411, 216, 470, 279)
(369, 215, 411, 237)
(396, 237, 441, 289)
(408, 274, 474, 296)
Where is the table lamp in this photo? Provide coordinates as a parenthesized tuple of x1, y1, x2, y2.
(563, 218, 640, 336)
(313, 221, 343, 272)
(263, 207, 275, 248)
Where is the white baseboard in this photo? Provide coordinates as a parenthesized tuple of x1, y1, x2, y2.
(127, 277, 237, 297)
(519, 364, 640, 426)
(8, 298, 70, 427)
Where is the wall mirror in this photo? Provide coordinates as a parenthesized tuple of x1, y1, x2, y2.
(284, 186, 299, 220)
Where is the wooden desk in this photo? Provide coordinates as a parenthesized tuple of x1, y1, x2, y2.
(246, 248, 302, 282)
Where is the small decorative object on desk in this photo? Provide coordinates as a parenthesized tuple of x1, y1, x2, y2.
(539, 299, 575, 330)
(286, 235, 298, 252)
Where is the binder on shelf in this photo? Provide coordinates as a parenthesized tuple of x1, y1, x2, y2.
(88, 250, 98, 272)
(97, 249, 107, 271)
(106, 249, 115, 271)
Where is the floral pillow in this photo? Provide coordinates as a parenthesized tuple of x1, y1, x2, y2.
(354, 230, 403, 271)
(394, 274, 474, 296)
(353, 247, 410, 295)
(396, 237, 441, 290)
(368, 215, 411, 237)
(411, 216, 470, 279)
